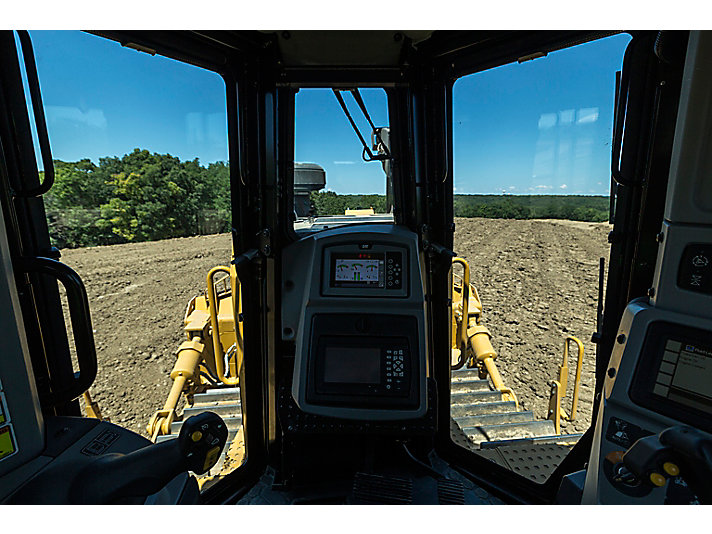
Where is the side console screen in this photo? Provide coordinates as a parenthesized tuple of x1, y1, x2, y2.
(631, 321, 712, 432)
(654, 339, 712, 412)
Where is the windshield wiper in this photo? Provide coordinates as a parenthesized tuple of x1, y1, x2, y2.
(332, 89, 392, 162)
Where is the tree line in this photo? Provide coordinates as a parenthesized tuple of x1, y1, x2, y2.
(43, 149, 230, 248)
(311, 191, 610, 222)
(43, 149, 609, 249)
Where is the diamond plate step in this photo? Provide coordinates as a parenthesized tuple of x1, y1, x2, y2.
(451, 379, 491, 394)
(450, 400, 517, 418)
(466, 420, 556, 445)
(450, 390, 503, 405)
(454, 410, 534, 427)
(479, 432, 584, 449)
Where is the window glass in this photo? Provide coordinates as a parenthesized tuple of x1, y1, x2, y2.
(449, 34, 631, 482)
(293, 87, 392, 233)
(27, 30, 243, 489)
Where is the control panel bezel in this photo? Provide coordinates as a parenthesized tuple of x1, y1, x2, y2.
(629, 320, 712, 434)
(321, 243, 408, 298)
(305, 313, 419, 409)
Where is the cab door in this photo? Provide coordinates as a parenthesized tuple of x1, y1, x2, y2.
(418, 30, 689, 503)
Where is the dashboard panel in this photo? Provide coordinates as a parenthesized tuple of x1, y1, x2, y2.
(281, 225, 428, 423)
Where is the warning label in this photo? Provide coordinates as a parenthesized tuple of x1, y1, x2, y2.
(0, 424, 17, 461)
(0, 392, 8, 425)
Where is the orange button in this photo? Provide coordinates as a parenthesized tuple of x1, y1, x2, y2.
(663, 462, 680, 477)
(649, 472, 666, 487)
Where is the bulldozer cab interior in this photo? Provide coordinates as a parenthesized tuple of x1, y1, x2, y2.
(1, 29, 712, 506)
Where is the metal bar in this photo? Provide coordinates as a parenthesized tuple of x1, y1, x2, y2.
(18, 256, 97, 406)
(567, 336, 585, 420)
(15, 31, 54, 197)
(451, 258, 470, 369)
(332, 89, 376, 160)
(350, 89, 391, 160)
(206, 266, 239, 386)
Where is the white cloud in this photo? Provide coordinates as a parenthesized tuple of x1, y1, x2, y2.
(535, 184, 553, 190)
(333, 161, 355, 165)
(508, 186, 516, 191)
(46, 106, 107, 129)
(560, 184, 568, 189)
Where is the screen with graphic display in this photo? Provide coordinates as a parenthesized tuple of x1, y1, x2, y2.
(334, 259, 380, 282)
(330, 253, 385, 288)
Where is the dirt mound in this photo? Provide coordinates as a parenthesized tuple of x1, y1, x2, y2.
(60, 217, 609, 436)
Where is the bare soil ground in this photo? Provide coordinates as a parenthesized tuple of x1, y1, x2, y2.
(453, 217, 610, 434)
(61, 217, 609, 436)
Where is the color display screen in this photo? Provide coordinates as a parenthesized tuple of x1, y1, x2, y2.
(334, 259, 380, 283)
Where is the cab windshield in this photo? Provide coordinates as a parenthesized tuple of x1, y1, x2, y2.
(293, 87, 392, 233)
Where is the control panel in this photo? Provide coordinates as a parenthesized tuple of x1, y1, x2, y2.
(305, 314, 419, 410)
(582, 300, 712, 504)
(677, 243, 712, 294)
(281, 225, 427, 422)
(322, 243, 408, 297)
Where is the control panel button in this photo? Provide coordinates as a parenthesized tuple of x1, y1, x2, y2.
(678, 244, 712, 294)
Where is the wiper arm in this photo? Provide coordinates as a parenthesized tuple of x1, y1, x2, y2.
(332, 89, 392, 162)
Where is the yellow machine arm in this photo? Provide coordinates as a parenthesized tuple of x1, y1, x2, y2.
(147, 261, 243, 441)
(451, 257, 518, 408)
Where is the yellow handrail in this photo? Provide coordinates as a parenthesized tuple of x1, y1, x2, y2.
(547, 336, 585, 434)
(206, 266, 239, 386)
(451, 258, 470, 369)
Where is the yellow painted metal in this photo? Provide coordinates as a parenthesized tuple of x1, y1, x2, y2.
(147, 336, 204, 440)
(567, 336, 585, 420)
(451, 258, 470, 368)
(450, 257, 518, 407)
(206, 266, 239, 386)
(82, 391, 104, 420)
(547, 380, 562, 435)
(547, 336, 585, 433)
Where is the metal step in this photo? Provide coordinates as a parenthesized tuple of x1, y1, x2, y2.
(450, 390, 503, 405)
(190, 387, 241, 403)
(454, 410, 534, 427)
(479, 432, 584, 449)
(183, 402, 242, 417)
(450, 368, 481, 382)
(465, 420, 557, 445)
(450, 400, 517, 418)
(451, 379, 491, 394)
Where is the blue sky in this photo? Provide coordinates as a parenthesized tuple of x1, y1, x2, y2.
(26, 31, 630, 196)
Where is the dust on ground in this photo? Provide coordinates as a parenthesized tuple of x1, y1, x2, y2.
(60, 217, 610, 436)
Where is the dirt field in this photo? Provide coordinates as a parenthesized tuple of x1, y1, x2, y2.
(61, 217, 610, 436)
